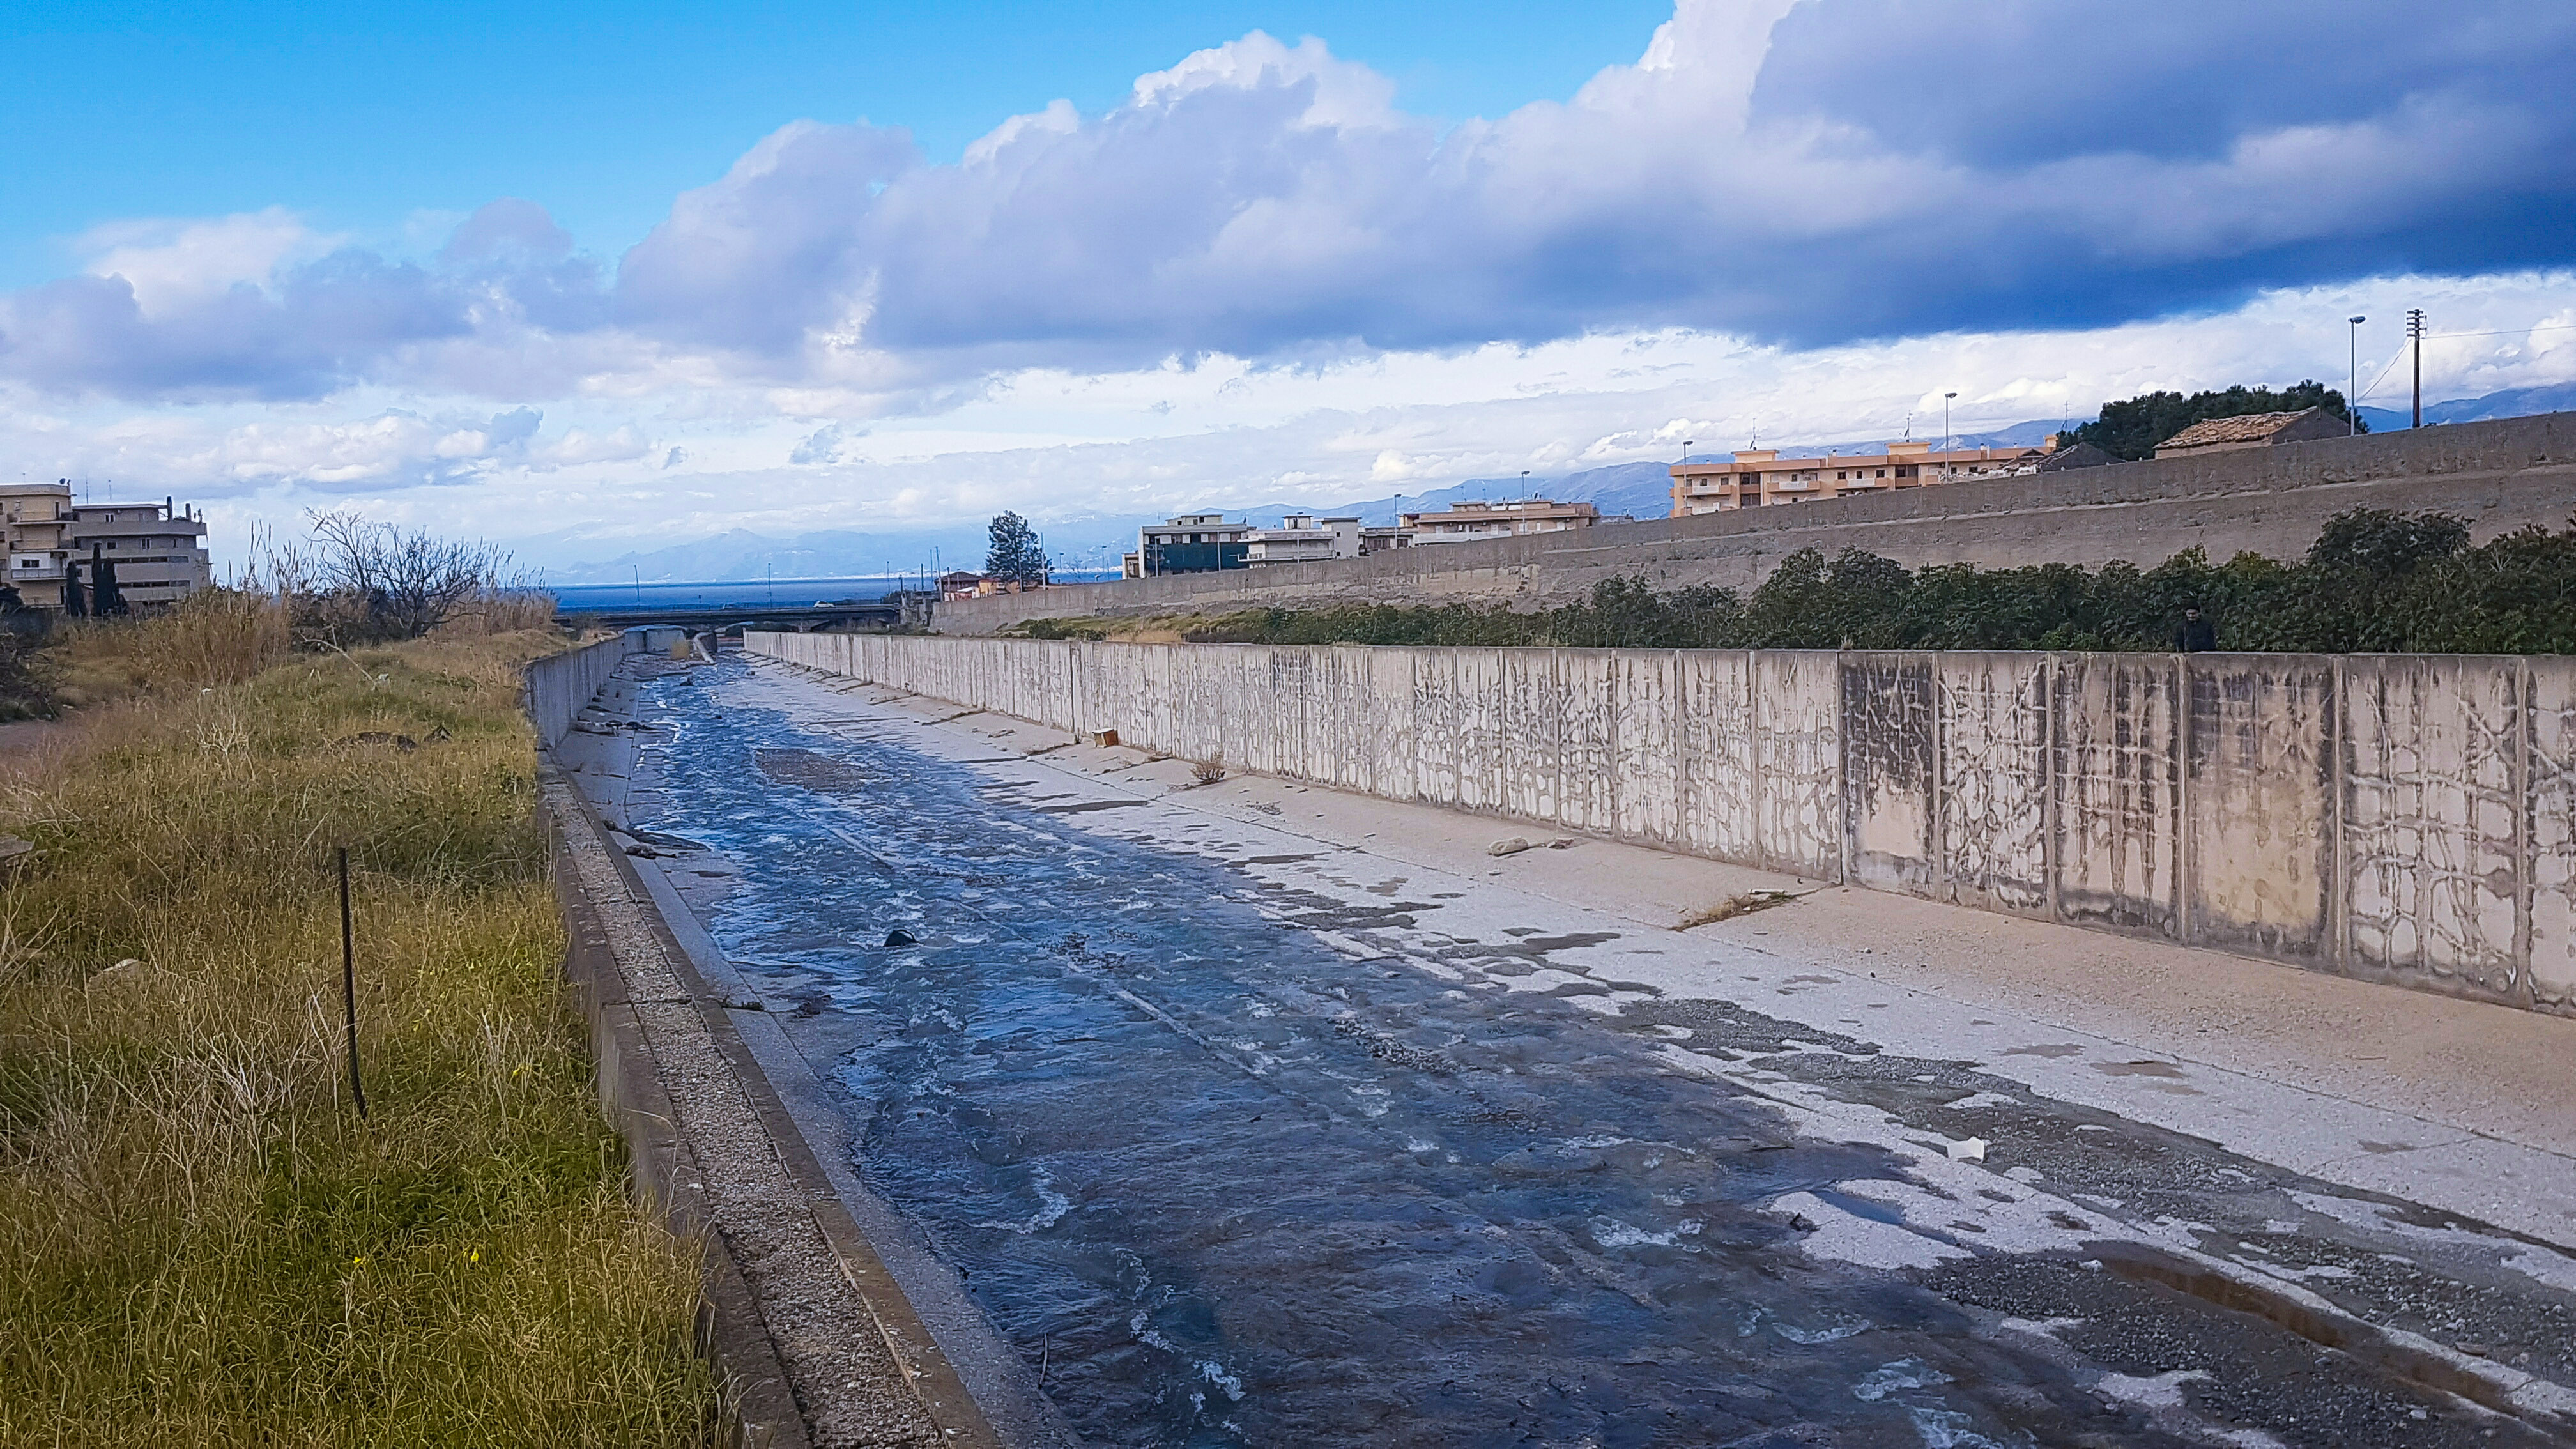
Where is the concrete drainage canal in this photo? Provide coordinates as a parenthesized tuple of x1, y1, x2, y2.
(591, 654, 2576, 1449)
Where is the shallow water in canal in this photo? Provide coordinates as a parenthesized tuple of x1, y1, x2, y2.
(631, 662, 2167, 1448)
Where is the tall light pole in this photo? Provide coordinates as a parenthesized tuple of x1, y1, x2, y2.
(1942, 393, 1957, 478)
(2347, 315, 2366, 434)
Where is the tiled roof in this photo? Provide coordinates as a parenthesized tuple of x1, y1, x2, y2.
(2157, 408, 2317, 450)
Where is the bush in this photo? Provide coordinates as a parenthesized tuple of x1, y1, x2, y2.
(1130, 508, 2576, 655)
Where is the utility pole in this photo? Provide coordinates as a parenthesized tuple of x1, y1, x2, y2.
(2347, 316, 2366, 434)
(1942, 392, 1957, 478)
(2407, 309, 2426, 428)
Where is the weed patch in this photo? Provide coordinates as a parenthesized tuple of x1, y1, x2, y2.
(0, 632, 714, 1447)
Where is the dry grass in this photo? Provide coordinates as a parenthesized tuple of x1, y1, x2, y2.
(48, 588, 297, 709)
(0, 628, 716, 1446)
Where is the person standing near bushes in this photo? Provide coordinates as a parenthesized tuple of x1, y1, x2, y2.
(2174, 606, 2217, 653)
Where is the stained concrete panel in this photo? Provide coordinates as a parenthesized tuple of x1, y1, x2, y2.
(2525, 657, 2576, 1009)
(1496, 650, 1557, 826)
(1368, 648, 1418, 804)
(1446, 650, 1508, 816)
(1938, 653, 2051, 916)
(2341, 657, 2524, 996)
(1840, 654, 1937, 896)
(2050, 654, 2182, 937)
(1755, 652, 1843, 880)
(1613, 652, 1682, 847)
(1560, 650, 1622, 837)
(1677, 652, 1758, 863)
(2186, 656, 2334, 961)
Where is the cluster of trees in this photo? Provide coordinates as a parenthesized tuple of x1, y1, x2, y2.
(2060, 381, 2360, 460)
(1143, 509, 2576, 655)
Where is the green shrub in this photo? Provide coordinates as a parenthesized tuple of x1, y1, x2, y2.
(1142, 508, 2576, 654)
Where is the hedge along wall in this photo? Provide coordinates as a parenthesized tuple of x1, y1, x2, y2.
(748, 631, 2576, 1017)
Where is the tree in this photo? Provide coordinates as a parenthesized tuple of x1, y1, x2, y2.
(985, 512, 1047, 583)
(298, 510, 521, 641)
(2069, 381, 2363, 461)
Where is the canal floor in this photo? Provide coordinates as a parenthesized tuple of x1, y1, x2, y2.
(603, 654, 2576, 1449)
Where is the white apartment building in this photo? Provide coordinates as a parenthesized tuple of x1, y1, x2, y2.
(1399, 498, 1600, 543)
(1244, 514, 1362, 565)
(70, 499, 215, 609)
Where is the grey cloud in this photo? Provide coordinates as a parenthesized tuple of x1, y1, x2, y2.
(608, 2, 2576, 362)
(0, 251, 471, 400)
(6, 0, 2573, 402)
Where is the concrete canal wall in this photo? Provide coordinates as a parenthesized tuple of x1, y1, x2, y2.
(523, 632, 656, 747)
(749, 630, 2576, 1017)
(932, 411, 2576, 634)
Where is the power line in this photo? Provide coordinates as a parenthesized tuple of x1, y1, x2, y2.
(2419, 322, 2576, 341)
(2352, 347, 2407, 404)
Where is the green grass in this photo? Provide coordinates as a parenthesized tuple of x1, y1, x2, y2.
(0, 627, 716, 1447)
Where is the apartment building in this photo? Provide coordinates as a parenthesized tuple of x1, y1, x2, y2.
(1399, 498, 1600, 543)
(1244, 514, 1363, 565)
(0, 480, 73, 608)
(1129, 512, 1254, 576)
(1667, 442, 2050, 516)
(70, 498, 215, 609)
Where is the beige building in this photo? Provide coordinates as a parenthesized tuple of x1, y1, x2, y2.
(0, 484, 213, 610)
(2153, 407, 2349, 458)
(0, 480, 73, 608)
(1244, 514, 1363, 565)
(68, 499, 213, 610)
(1400, 498, 1600, 543)
(1668, 442, 2050, 517)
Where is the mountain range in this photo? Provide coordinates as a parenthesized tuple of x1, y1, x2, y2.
(537, 388, 2572, 583)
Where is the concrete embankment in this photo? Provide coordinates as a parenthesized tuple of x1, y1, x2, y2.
(932, 410, 2576, 634)
(749, 630, 2576, 1018)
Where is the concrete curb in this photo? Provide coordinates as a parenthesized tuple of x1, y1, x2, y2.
(545, 757, 1011, 1449)
(549, 789, 811, 1449)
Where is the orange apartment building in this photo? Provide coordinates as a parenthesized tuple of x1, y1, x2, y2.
(1668, 441, 2053, 516)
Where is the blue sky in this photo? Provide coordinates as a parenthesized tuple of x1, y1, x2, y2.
(0, 1, 1671, 287)
(2, 0, 2572, 567)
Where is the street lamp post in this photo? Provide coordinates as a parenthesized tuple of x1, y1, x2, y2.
(1942, 393, 1957, 478)
(2347, 315, 2366, 435)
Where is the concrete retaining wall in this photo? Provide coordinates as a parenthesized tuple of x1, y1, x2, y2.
(751, 629, 2576, 1016)
(935, 410, 2576, 634)
(523, 634, 643, 748)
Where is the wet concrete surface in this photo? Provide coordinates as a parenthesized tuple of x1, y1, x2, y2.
(610, 656, 2576, 1448)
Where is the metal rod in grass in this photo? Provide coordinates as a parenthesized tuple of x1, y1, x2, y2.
(338, 847, 369, 1120)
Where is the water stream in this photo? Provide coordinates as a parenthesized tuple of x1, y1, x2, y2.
(632, 661, 2180, 1448)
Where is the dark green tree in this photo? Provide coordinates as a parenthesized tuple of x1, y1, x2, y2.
(2070, 381, 2363, 461)
(985, 512, 1048, 583)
